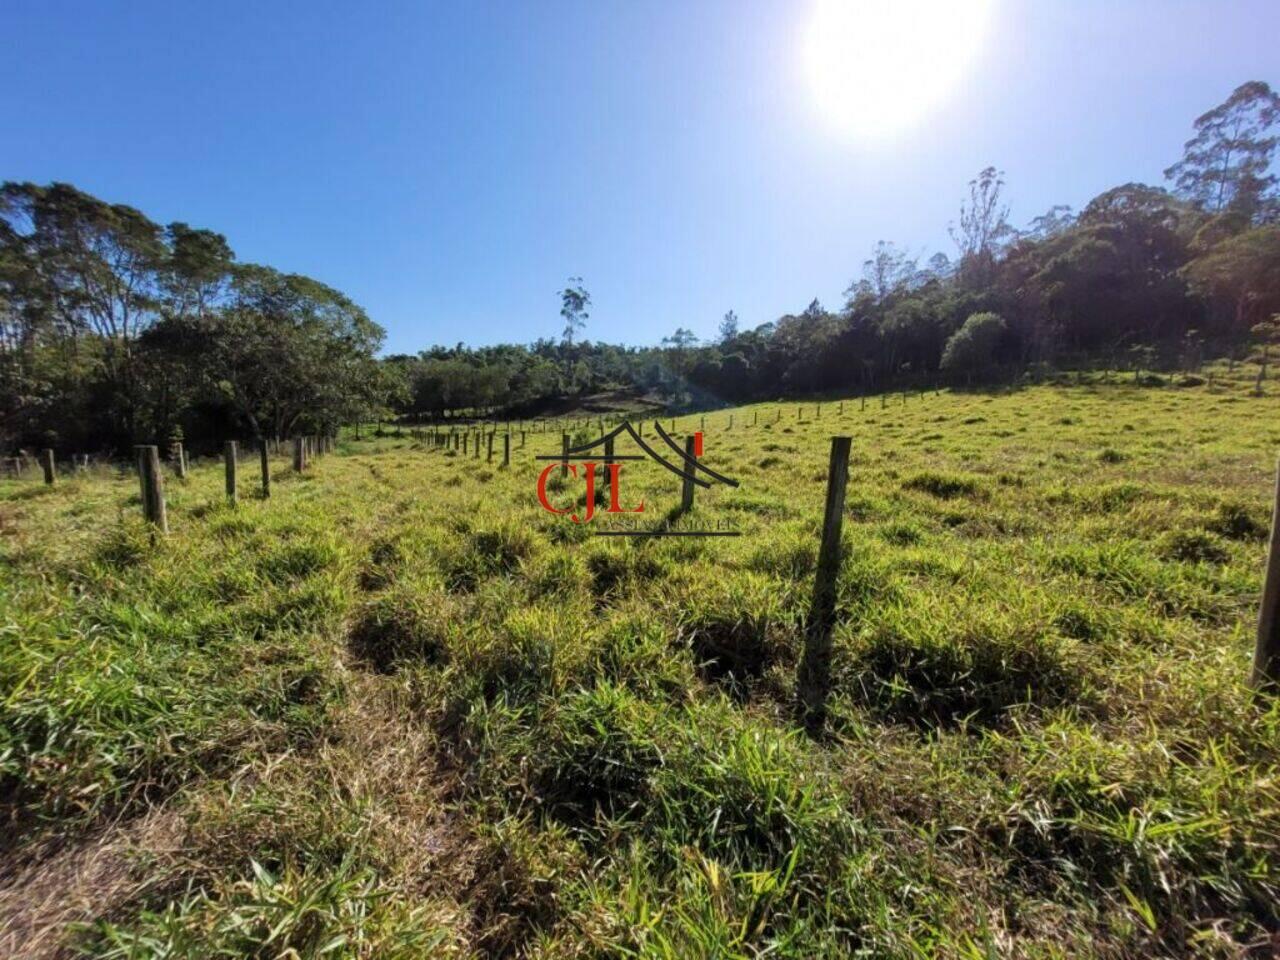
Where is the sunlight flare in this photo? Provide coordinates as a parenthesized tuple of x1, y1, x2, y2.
(803, 0, 994, 140)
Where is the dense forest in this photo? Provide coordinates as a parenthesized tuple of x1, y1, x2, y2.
(4, 82, 1280, 454)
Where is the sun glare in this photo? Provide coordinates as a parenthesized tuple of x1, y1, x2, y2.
(803, 0, 994, 141)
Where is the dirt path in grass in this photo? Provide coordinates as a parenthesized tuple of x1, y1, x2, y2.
(0, 807, 185, 959)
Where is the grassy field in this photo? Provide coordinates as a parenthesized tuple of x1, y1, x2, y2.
(2, 373, 1279, 958)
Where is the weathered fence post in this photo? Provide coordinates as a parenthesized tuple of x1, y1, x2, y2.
(561, 433, 570, 477)
(521, 429, 526, 448)
(224, 441, 238, 504)
(503, 432, 510, 467)
(40, 448, 55, 485)
(258, 439, 271, 498)
(487, 431, 494, 463)
(135, 445, 168, 533)
(172, 442, 187, 479)
(293, 436, 305, 472)
(798, 436, 852, 731)
(1252, 457, 1280, 695)
(680, 434, 696, 514)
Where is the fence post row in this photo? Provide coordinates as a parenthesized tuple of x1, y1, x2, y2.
(135, 444, 168, 533)
(798, 436, 852, 731)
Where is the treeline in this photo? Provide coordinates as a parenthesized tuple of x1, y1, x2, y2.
(5, 83, 1280, 451)
(390, 81, 1280, 419)
(0, 184, 396, 454)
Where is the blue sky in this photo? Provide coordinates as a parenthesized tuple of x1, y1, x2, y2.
(5, 1, 1277, 354)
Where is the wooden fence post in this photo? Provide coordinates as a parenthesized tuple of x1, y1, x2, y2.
(259, 439, 271, 497)
(40, 448, 55, 485)
(293, 436, 305, 472)
(224, 441, 238, 504)
(561, 433, 570, 477)
(135, 445, 168, 533)
(680, 434, 696, 514)
(798, 436, 852, 730)
(503, 432, 510, 467)
(487, 431, 494, 463)
(172, 442, 187, 479)
(1252, 457, 1280, 695)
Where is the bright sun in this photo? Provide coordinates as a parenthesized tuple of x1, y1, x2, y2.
(803, 0, 994, 141)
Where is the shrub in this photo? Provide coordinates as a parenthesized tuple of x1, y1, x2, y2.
(940, 312, 1007, 376)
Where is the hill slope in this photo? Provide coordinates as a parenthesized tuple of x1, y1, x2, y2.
(2, 376, 1279, 958)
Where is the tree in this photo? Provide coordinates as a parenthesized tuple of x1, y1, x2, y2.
(559, 277, 590, 345)
(0, 182, 168, 439)
(164, 222, 234, 320)
(845, 241, 918, 305)
(718, 309, 739, 343)
(1183, 226, 1280, 347)
(940, 311, 1007, 379)
(1024, 204, 1076, 241)
(154, 264, 386, 440)
(1165, 81, 1280, 222)
(663, 327, 698, 380)
(950, 167, 1012, 288)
